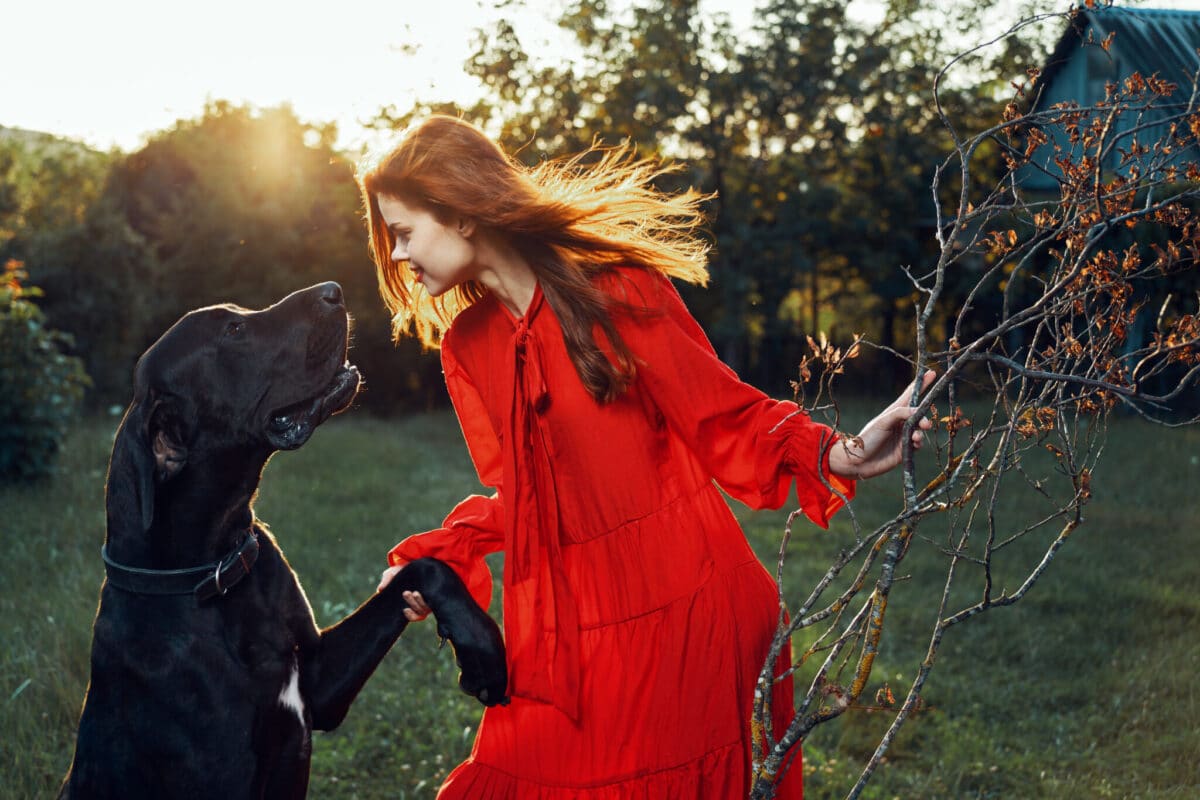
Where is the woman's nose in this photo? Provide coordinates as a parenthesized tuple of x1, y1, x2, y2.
(392, 241, 408, 261)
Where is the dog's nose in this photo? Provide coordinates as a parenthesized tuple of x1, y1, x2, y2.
(317, 282, 344, 308)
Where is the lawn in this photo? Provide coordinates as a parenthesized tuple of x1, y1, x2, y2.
(1, 409, 1196, 799)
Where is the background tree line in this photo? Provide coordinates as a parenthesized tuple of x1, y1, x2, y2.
(2, 106, 446, 415)
(2, 0, 1192, 419)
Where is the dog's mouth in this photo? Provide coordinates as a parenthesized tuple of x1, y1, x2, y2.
(265, 362, 362, 450)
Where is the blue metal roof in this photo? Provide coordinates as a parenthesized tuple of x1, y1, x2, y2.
(1038, 7, 1200, 104)
(1021, 7, 1200, 190)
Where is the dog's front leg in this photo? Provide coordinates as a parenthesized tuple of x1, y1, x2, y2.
(300, 557, 507, 730)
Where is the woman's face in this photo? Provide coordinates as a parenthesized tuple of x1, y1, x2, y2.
(376, 194, 477, 297)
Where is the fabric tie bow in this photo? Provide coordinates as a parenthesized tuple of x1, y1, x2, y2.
(501, 292, 582, 721)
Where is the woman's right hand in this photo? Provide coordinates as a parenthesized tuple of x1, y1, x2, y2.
(377, 564, 404, 592)
(378, 563, 431, 621)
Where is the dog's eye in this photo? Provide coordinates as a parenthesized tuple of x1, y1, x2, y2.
(224, 320, 246, 337)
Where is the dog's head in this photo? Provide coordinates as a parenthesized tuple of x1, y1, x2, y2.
(109, 282, 362, 535)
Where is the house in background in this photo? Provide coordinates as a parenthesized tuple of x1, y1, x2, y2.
(1023, 6, 1200, 192)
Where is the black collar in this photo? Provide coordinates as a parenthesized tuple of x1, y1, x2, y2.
(101, 532, 260, 604)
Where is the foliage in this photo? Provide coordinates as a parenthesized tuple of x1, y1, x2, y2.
(0, 2, 1107, 413)
(0, 261, 90, 482)
(12, 103, 445, 413)
(0, 133, 112, 265)
(370, 0, 1046, 391)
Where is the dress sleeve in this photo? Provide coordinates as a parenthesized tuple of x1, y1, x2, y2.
(611, 269, 856, 528)
(386, 336, 505, 611)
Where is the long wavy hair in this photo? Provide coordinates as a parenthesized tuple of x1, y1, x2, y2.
(358, 115, 712, 402)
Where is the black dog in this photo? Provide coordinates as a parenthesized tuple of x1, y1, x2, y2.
(59, 282, 507, 799)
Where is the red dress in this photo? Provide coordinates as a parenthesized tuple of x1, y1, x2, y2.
(389, 267, 854, 798)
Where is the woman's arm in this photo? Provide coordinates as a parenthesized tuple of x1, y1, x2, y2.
(379, 491, 505, 616)
(610, 269, 928, 525)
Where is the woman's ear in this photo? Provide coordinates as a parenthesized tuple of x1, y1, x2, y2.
(457, 216, 477, 237)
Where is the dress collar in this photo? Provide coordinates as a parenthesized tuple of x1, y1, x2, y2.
(497, 281, 544, 328)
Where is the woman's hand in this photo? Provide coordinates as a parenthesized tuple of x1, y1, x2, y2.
(377, 563, 432, 621)
(828, 370, 936, 481)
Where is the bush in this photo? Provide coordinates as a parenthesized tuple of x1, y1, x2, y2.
(0, 260, 90, 481)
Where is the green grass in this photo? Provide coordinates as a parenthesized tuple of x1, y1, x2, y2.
(1, 410, 1197, 799)
(735, 409, 1200, 800)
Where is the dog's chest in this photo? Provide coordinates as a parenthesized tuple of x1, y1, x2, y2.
(237, 620, 312, 750)
(258, 651, 312, 765)
(278, 653, 306, 727)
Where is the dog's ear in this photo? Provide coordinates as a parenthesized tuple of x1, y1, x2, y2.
(106, 401, 159, 535)
(105, 392, 194, 536)
(146, 396, 190, 483)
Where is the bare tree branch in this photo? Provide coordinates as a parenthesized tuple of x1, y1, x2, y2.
(748, 4, 1200, 796)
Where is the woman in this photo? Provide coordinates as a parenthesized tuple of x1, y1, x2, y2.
(359, 115, 932, 799)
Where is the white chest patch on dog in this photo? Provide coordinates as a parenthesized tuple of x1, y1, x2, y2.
(278, 658, 305, 727)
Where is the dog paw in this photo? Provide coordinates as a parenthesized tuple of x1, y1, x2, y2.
(405, 558, 509, 707)
(445, 613, 509, 707)
(455, 642, 509, 707)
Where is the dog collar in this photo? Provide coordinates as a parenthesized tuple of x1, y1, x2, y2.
(101, 532, 260, 603)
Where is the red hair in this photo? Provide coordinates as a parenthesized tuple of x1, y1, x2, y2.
(358, 115, 712, 402)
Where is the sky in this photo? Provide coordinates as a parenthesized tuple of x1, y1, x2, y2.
(5, 0, 1200, 155)
(2, 0, 751, 154)
(4, 0, 510, 153)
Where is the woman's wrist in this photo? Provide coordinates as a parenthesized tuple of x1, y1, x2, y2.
(828, 437, 865, 481)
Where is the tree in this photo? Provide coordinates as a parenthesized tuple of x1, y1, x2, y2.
(0, 260, 90, 481)
(19, 103, 446, 412)
(0, 133, 140, 403)
(372, 0, 865, 383)
(747, 4, 1200, 796)
(373, 0, 1052, 395)
(0, 132, 112, 266)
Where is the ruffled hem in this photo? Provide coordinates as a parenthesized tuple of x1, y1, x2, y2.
(437, 741, 752, 800)
(388, 493, 504, 612)
(754, 404, 856, 529)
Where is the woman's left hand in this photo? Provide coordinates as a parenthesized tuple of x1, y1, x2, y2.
(828, 370, 936, 481)
(378, 564, 432, 622)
